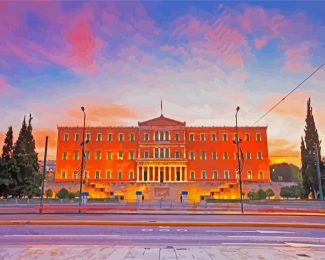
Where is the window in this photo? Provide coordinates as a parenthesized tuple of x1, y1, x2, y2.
(130, 133, 135, 141)
(73, 151, 79, 160)
(118, 171, 123, 180)
(106, 170, 111, 179)
(144, 151, 149, 158)
(259, 171, 264, 179)
(201, 151, 206, 160)
(129, 151, 135, 160)
(165, 148, 169, 158)
(119, 133, 124, 142)
(144, 133, 149, 141)
(212, 152, 217, 160)
(213, 170, 218, 179)
(160, 148, 164, 158)
(75, 133, 79, 142)
(201, 170, 207, 179)
(200, 133, 206, 141)
(107, 133, 113, 141)
(160, 131, 164, 141)
(234, 133, 238, 142)
(62, 152, 68, 160)
(95, 151, 101, 160)
(247, 170, 252, 179)
(175, 133, 180, 141)
(223, 152, 229, 160)
(235, 170, 239, 179)
(84, 171, 89, 179)
(189, 151, 195, 160)
(257, 151, 263, 160)
(95, 170, 100, 179)
(129, 170, 134, 179)
(222, 133, 228, 141)
(175, 151, 180, 158)
(118, 151, 123, 160)
(154, 148, 158, 158)
(246, 152, 251, 160)
(63, 133, 69, 141)
(154, 131, 159, 140)
(190, 171, 195, 179)
(256, 133, 262, 141)
(73, 170, 78, 179)
(86, 133, 91, 142)
(189, 133, 194, 141)
(224, 170, 230, 179)
(245, 133, 250, 141)
(165, 131, 169, 141)
(85, 151, 90, 160)
(106, 151, 112, 160)
(96, 133, 102, 141)
(234, 152, 239, 160)
(61, 170, 66, 179)
(211, 133, 217, 141)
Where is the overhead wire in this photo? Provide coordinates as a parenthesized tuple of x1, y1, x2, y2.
(253, 63, 325, 125)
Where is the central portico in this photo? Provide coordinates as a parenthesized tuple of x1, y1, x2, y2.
(136, 114, 188, 183)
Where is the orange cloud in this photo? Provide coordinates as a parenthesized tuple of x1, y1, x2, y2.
(262, 91, 311, 118)
(67, 103, 139, 125)
(34, 129, 57, 149)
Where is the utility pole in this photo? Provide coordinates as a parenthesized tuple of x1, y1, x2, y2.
(235, 107, 244, 213)
(79, 107, 86, 213)
(314, 143, 324, 201)
(40, 136, 48, 214)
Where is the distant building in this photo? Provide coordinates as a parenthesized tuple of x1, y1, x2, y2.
(55, 114, 270, 201)
(270, 163, 301, 182)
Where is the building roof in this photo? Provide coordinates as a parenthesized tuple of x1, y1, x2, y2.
(138, 114, 186, 127)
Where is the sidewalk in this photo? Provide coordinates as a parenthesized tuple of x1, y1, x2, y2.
(1, 245, 324, 259)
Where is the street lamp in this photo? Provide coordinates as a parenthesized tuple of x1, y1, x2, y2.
(235, 106, 244, 213)
(79, 106, 86, 213)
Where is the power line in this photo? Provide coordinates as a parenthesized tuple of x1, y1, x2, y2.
(253, 63, 325, 125)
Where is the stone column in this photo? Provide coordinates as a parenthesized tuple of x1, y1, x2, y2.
(180, 166, 183, 182)
(137, 166, 139, 182)
(184, 166, 187, 182)
(168, 166, 171, 182)
(163, 166, 166, 182)
(142, 167, 144, 182)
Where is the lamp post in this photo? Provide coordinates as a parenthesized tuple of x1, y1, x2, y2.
(235, 106, 244, 213)
(79, 106, 86, 213)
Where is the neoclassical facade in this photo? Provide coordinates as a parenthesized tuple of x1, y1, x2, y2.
(55, 114, 270, 200)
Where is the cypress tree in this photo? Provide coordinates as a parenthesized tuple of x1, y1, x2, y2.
(12, 116, 39, 198)
(301, 98, 322, 199)
(2, 126, 13, 160)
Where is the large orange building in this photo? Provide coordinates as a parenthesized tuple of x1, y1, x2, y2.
(55, 114, 270, 201)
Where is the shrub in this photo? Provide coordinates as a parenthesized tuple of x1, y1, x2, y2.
(57, 188, 69, 199)
(45, 189, 53, 198)
(265, 188, 275, 199)
(256, 189, 267, 200)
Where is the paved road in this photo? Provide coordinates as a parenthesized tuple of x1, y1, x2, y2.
(1, 225, 325, 246)
(0, 213, 324, 224)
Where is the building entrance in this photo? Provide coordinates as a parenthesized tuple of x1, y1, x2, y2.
(160, 171, 164, 182)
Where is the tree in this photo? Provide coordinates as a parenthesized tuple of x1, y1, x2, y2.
(45, 189, 53, 198)
(57, 188, 69, 199)
(247, 191, 254, 200)
(12, 116, 39, 198)
(2, 126, 13, 160)
(0, 126, 15, 197)
(280, 186, 291, 200)
(256, 189, 267, 200)
(266, 188, 275, 199)
(301, 98, 323, 199)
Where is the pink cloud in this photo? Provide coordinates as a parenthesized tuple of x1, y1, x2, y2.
(254, 36, 268, 50)
(0, 76, 15, 95)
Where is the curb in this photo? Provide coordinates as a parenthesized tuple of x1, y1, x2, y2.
(0, 220, 325, 228)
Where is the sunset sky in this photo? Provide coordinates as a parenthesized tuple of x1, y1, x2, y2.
(0, 1, 324, 165)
